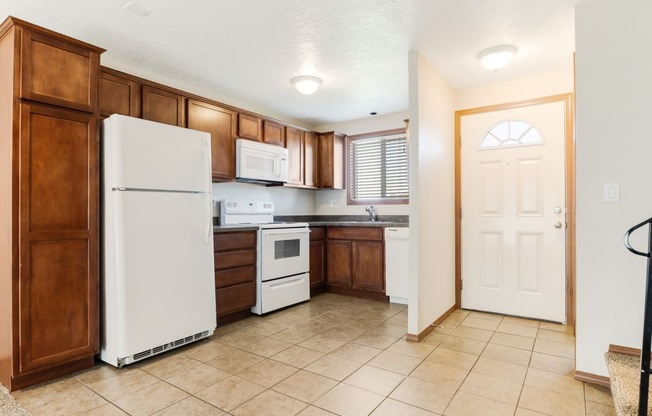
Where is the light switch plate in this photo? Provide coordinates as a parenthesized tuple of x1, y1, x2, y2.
(329, 200, 337, 208)
(604, 182, 620, 202)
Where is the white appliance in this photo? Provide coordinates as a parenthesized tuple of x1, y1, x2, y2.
(219, 200, 309, 314)
(385, 227, 409, 305)
(235, 139, 289, 184)
(101, 115, 216, 368)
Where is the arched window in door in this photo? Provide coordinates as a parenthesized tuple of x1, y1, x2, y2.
(480, 120, 542, 149)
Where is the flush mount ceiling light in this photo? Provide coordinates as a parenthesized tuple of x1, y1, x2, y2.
(291, 76, 322, 95)
(477, 45, 518, 71)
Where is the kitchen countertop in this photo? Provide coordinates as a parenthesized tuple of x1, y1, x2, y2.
(212, 215, 409, 232)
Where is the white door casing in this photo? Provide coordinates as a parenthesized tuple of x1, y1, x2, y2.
(460, 100, 566, 322)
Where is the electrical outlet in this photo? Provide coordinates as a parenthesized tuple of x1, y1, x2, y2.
(329, 200, 337, 208)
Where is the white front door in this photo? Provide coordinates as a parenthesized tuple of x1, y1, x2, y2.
(460, 100, 566, 322)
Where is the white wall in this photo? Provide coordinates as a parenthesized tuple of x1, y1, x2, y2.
(212, 182, 315, 215)
(407, 51, 456, 336)
(455, 68, 574, 111)
(575, 0, 652, 376)
(314, 111, 410, 216)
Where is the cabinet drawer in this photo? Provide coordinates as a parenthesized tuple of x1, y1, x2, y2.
(215, 266, 256, 288)
(310, 227, 325, 241)
(214, 250, 256, 270)
(327, 227, 383, 241)
(20, 29, 100, 112)
(214, 232, 256, 252)
(216, 282, 256, 315)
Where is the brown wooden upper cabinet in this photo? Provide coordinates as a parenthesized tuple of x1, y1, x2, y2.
(142, 85, 185, 127)
(263, 120, 285, 146)
(304, 131, 319, 188)
(319, 131, 346, 189)
(286, 127, 304, 186)
(238, 113, 262, 141)
(99, 69, 141, 118)
(19, 27, 100, 113)
(187, 99, 237, 181)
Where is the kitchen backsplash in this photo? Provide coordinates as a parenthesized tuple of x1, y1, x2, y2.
(212, 182, 316, 215)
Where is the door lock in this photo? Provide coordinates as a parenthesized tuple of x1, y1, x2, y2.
(553, 206, 562, 214)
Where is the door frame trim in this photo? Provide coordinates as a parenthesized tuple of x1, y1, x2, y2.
(454, 93, 575, 326)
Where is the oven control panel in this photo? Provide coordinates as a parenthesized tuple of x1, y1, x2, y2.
(220, 200, 274, 215)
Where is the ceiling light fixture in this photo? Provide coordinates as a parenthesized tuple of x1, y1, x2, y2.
(291, 76, 322, 95)
(477, 45, 518, 71)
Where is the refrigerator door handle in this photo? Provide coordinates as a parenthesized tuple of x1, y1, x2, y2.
(205, 193, 212, 244)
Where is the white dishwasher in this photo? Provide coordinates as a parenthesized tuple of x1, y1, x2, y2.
(385, 227, 409, 305)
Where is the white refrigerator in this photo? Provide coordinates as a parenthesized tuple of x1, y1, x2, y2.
(101, 115, 216, 367)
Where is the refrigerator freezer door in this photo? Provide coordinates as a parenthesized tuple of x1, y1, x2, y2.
(103, 190, 216, 360)
(104, 115, 211, 192)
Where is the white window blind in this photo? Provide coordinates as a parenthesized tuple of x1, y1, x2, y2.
(349, 133, 408, 202)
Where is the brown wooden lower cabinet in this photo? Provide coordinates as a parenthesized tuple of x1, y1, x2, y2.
(213, 231, 257, 324)
(325, 227, 386, 301)
(309, 227, 326, 295)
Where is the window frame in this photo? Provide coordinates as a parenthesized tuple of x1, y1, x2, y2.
(345, 127, 409, 206)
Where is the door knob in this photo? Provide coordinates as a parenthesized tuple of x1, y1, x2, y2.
(554, 221, 563, 229)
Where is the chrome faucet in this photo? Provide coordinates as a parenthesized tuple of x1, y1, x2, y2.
(365, 205, 377, 222)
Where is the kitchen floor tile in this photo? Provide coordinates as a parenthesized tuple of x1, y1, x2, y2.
(151, 396, 225, 415)
(386, 338, 436, 359)
(425, 347, 479, 371)
(439, 335, 487, 355)
(10, 295, 604, 416)
(271, 345, 325, 368)
(370, 398, 438, 416)
(313, 383, 385, 416)
(459, 372, 523, 405)
(113, 381, 188, 416)
(444, 390, 515, 416)
(272, 370, 338, 403)
(304, 354, 363, 381)
(165, 363, 231, 394)
(232, 390, 307, 416)
(236, 359, 298, 388)
(207, 349, 265, 374)
(410, 360, 469, 389)
(330, 342, 383, 363)
(518, 385, 586, 416)
(389, 377, 457, 414)
(367, 350, 422, 375)
(343, 365, 405, 396)
(195, 376, 265, 412)
(241, 337, 294, 357)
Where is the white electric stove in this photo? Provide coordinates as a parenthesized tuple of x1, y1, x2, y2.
(218, 200, 310, 314)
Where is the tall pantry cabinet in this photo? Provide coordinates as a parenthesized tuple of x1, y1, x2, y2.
(0, 17, 103, 391)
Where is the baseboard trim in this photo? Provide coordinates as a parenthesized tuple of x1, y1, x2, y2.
(608, 344, 641, 356)
(574, 370, 610, 387)
(406, 304, 457, 342)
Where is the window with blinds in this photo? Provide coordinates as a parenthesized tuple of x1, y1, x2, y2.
(348, 133, 409, 204)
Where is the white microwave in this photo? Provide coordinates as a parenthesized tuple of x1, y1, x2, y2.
(235, 139, 289, 184)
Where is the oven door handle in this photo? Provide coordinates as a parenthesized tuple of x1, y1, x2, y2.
(264, 230, 310, 237)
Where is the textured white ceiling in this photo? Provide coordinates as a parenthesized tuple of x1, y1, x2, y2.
(1, 0, 587, 126)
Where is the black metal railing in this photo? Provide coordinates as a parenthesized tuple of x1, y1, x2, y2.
(624, 217, 652, 416)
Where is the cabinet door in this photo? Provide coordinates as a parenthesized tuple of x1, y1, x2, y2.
(326, 240, 352, 287)
(319, 132, 345, 189)
(187, 99, 237, 181)
(238, 113, 262, 141)
(263, 120, 285, 146)
(99, 70, 141, 118)
(353, 241, 385, 292)
(142, 85, 185, 127)
(286, 127, 303, 185)
(304, 131, 319, 188)
(310, 240, 326, 288)
(18, 104, 98, 373)
(20, 29, 100, 113)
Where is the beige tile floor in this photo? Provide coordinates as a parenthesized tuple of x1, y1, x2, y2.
(10, 293, 615, 416)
